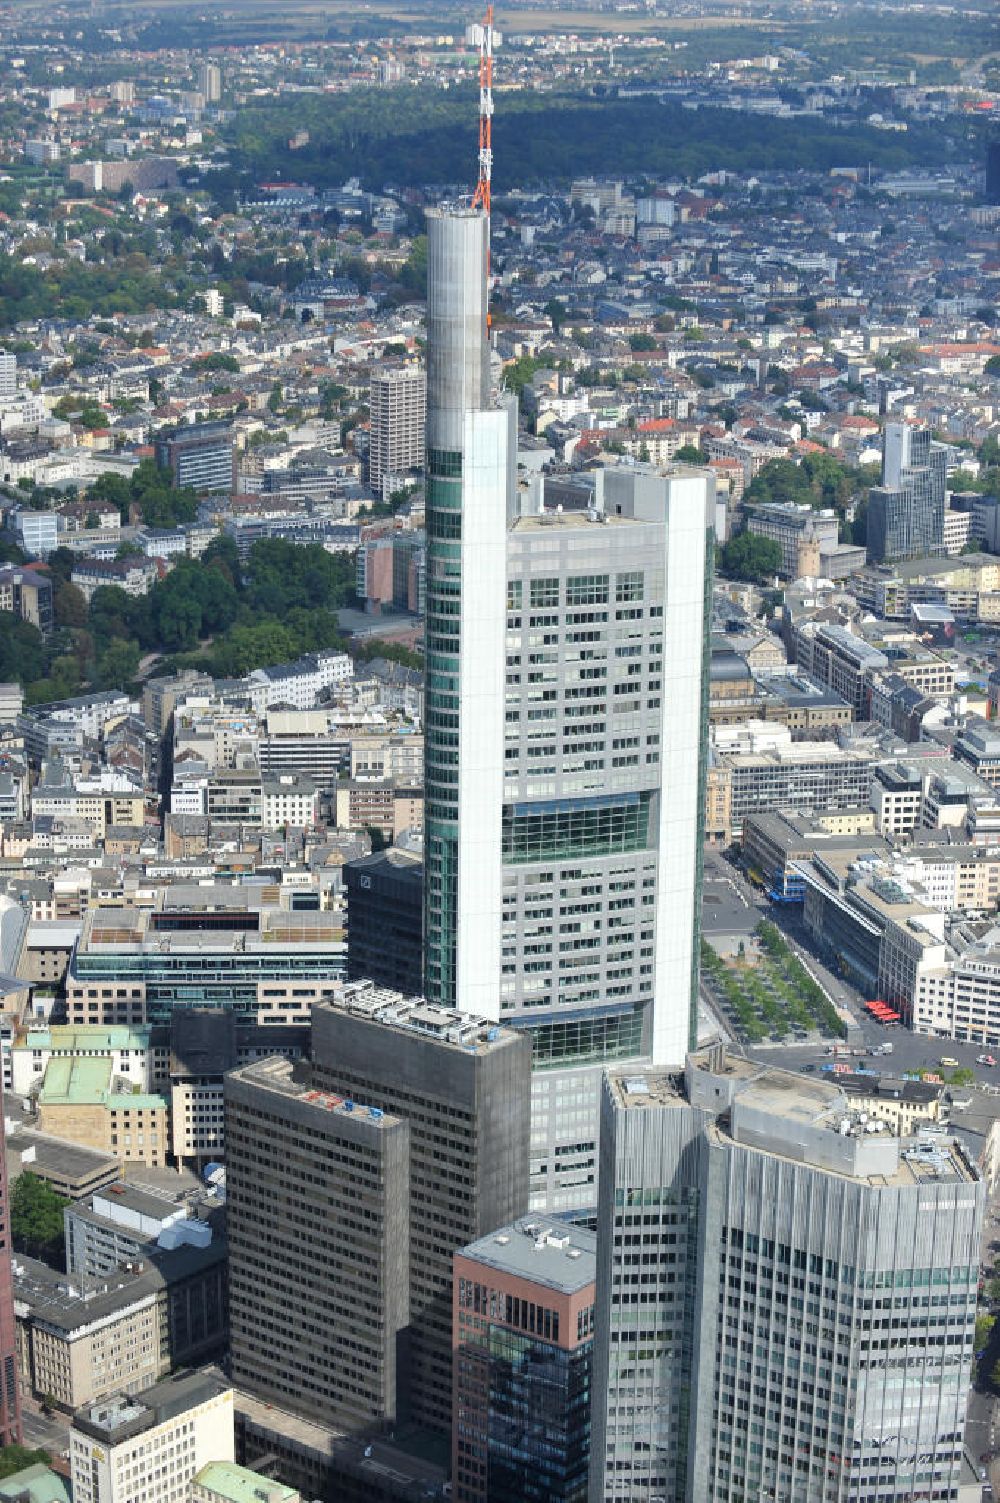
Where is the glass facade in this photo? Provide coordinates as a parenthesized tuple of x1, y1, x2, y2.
(456, 1317, 592, 1503)
(501, 793, 651, 864)
(424, 447, 464, 1006)
(485, 1330, 591, 1503)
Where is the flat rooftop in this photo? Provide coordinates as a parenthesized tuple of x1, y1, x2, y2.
(460, 1217, 596, 1295)
(192, 1462, 297, 1503)
(73, 1366, 230, 1445)
(325, 980, 516, 1055)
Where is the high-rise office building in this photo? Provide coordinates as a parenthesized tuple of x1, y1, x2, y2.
(155, 422, 235, 495)
(345, 849, 423, 996)
(867, 421, 947, 564)
(589, 1049, 985, 1503)
(369, 364, 427, 498)
(0, 1084, 19, 1447)
(422, 205, 713, 1213)
(310, 982, 531, 1435)
(199, 61, 222, 103)
(225, 1056, 410, 1431)
(0, 353, 15, 399)
(453, 1217, 596, 1503)
(987, 139, 1000, 205)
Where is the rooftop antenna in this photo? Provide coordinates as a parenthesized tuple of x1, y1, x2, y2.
(470, 5, 494, 329)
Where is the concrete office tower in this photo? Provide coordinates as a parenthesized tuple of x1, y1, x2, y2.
(868, 421, 947, 564)
(987, 139, 1000, 205)
(225, 1056, 410, 1432)
(0, 1083, 19, 1446)
(369, 364, 426, 498)
(199, 61, 222, 103)
(423, 204, 515, 1019)
(589, 1051, 985, 1503)
(0, 353, 15, 399)
(310, 983, 531, 1435)
(453, 1218, 596, 1503)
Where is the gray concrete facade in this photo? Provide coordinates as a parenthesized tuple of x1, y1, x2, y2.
(310, 985, 531, 1435)
(225, 1056, 410, 1434)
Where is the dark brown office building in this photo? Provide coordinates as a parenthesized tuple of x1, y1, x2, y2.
(225, 1056, 410, 1432)
(311, 983, 531, 1435)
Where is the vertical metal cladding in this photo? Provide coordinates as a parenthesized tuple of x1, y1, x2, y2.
(425, 207, 490, 454)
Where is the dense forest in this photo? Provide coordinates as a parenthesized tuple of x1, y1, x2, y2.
(214, 87, 945, 199)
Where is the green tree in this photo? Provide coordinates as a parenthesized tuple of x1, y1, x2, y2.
(10, 1172, 69, 1265)
(53, 581, 88, 629)
(719, 532, 783, 583)
(675, 444, 707, 464)
(0, 1446, 50, 1480)
(96, 638, 140, 690)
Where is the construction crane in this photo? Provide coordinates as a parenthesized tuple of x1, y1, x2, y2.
(471, 4, 494, 218)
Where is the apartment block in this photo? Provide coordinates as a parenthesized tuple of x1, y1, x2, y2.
(368, 365, 426, 498)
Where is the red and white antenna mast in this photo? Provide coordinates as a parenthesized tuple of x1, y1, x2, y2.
(471, 6, 494, 329)
(471, 4, 494, 219)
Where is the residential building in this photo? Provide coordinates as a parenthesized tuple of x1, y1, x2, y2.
(368, 365, 426, 497)
(0, 566, 53, 633)
(70, 557, 159, 603)
(453, 1218, 595, 1503)
(310, 982, 531, 1435)
(155, 423, 235, 495)
(225, 1055, 410, 1432)
(199, 62, 222, 103)
(69, 1367, 234, 1503)
(589, 1051, 985, 1503)
(344, 849, 423, 996)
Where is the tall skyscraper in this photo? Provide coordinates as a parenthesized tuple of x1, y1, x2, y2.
(225, 1056, 411, 1432)
(986, 139, 1000, 205)
(0, 1084, 20, 1447)
(422, 205, 713, 1212)
(199, 61, 222, 103)
(589, 1049, 985, 1503)
(369, 364, 427, 499)
(310, 982, 531, 1435)
(423, 204, 514, 1022)
(867, 421, 947, 564)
